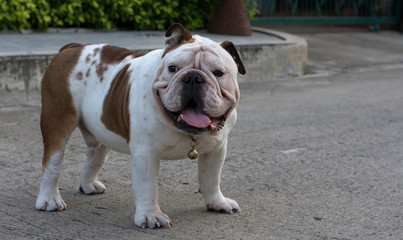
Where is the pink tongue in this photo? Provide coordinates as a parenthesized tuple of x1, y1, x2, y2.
(181, 106, 211, 128)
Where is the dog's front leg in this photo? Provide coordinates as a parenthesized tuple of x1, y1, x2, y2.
(198, 140, 241, 214)
(130, 147, 172, 228)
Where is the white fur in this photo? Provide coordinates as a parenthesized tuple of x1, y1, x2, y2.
(36, 150, 67, 211)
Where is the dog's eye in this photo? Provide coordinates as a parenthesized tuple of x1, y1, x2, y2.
(168, 65, 178, 73)
(213, 70, 224, 77)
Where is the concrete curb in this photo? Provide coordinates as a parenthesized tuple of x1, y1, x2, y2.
(238, 27, 307, 82)
(0, 29, 307, 103)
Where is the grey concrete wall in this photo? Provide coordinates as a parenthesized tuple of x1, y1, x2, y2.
(0, 29, 307, 102)
(0, 55, 53, 102)
(238, 42, 307, 82)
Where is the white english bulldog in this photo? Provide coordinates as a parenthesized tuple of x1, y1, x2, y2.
(36, 23, 246, 228)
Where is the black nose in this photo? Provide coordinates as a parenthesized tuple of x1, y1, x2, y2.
(183, 73, 204, 85)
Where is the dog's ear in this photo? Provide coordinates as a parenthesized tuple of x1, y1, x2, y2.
(220, 41, 246, 75)
(165, 23, 193, 50)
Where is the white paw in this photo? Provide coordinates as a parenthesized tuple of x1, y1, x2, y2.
(206, 194, 241, 214)
(36, 194, 66, 211)
(134, 209, 173, 229)
(79, 180, 106, 195)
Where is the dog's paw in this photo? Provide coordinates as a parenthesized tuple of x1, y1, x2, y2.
(206, 196, 241, 214)
(36, 194, 67, 211)
(79, 180, 106, 195)
(134, 209, 173, 229)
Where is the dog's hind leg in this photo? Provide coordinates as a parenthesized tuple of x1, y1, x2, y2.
(36, 92, 78, 211)
(78, 124, 110, 195)
(36, 43, 84, 211)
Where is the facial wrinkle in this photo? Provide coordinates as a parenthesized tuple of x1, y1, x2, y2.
(199, 52, 221, 98)
(195, 50, 202, 70)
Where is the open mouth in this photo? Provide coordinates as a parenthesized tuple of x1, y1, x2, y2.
(161, 98, 227, 134)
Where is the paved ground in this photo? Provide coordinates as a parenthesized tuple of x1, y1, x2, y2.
(1, 30, 403, 239)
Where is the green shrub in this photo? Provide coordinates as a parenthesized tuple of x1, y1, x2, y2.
(0, 0, 256, 31)
(0, 0, 34, 31)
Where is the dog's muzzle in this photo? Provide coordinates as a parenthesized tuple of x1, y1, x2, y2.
(158, 72, 228, 135)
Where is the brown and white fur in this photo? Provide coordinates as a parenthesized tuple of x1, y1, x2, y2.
(36, 23, 246, 228)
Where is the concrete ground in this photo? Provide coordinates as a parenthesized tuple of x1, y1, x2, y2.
(1, 30, 403, 239)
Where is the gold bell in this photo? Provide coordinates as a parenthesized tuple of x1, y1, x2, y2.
(188, 148, 198, 160)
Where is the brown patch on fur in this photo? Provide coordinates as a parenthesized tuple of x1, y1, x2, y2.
(86, 68, 91, 78)
(86, 48, 101, 65)
(41, 43, 84, 169)
(91, 60, 97, 66)
(93, 48, 100, 56)
(95, 45, 142, 82)
(76, 72, 83, 80)
(96, 64, 108, 82)
(101, 64, 132, 142)
(101, 45, 140, 65)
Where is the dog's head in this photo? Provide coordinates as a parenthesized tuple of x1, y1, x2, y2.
(153, 23, 246, 135)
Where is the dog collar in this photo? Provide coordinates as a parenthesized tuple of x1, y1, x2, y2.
(188, 135, 198, 160)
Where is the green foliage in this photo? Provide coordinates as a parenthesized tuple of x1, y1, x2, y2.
(0, 0, 257, 31)
(0, 0, 37, 31)
(244, 0, 259, 18)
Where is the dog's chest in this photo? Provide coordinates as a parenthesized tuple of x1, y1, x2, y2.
(153, 131, 227, 160)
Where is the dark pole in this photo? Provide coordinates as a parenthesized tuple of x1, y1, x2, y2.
(400, 0, 403, 32)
